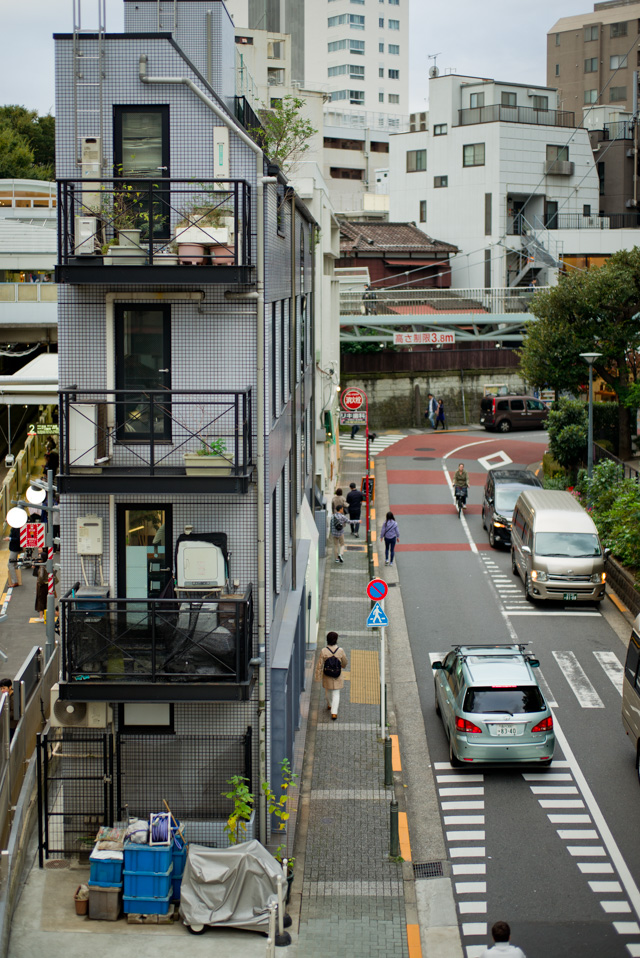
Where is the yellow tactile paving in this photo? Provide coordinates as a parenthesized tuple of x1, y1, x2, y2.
(398, 811, 411, 861)
(371, 530, 376, 541)
(370, 508, 376, 520)
(341, 671, 351, 682)
(370, 459, 374, 470)
(407, 924, 423, 958)
(349, 649, 380, 704)
(372, 553, 378, 568)
(390, 734, 402, 772)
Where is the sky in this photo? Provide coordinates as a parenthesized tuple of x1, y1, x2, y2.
(0, 0, 598, 117)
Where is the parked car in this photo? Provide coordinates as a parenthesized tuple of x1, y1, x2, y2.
(480, 395, 549, 433)
(432, 644, 555, 767)
(511, 489, 608, 604)
(622, 614, 640, 779)
(482, 468, 543, 549)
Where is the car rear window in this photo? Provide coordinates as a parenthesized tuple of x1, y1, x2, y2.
(481, 398, 494, 411)
(463, 686, 545, 714)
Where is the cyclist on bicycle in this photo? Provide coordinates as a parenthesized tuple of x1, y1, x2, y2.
(453, 462, 469, 510)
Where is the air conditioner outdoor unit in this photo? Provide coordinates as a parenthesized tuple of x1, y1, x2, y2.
(50, 685, 112, 728)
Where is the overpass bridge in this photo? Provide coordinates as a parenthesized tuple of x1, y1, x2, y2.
(339, 286, 544, 344)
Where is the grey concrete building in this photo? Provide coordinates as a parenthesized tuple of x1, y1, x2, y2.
(46, 0, 317, 857)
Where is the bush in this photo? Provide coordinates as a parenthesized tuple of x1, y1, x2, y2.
(593, 402, 618, 452)
(543, 473, 570, 490)
(542, 452, 564, 478)
(547, 399, 587, 478)
(578, 459, 640, 575)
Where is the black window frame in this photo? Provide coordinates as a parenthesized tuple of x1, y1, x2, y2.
(463, 143, 485, 167)
(113, 105, 171, 239)
(114, 303, 172, 443)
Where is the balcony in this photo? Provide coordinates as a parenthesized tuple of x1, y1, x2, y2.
(543, 160, 574, 176)
(59, 388, 253, 494)
(532, 212, 640, 230)
(59, 586, 254, 702)
(55, 179, 253, 285)
(457, 105, 576, 128)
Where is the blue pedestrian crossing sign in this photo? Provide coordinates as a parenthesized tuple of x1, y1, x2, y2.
(367, 602, 389, 628)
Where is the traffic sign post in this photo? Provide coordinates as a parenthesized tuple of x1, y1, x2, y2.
(366, 597, 389, 736)
(367, 579, 388, 602)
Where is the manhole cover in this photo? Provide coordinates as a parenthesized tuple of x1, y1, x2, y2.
(387, 582, 398, 588)
(413, 861, 444, 879)
(45, 859, 72, 869)
(412, 457, 435, 461)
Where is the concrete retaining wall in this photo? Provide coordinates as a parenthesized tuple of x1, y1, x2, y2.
(341, 368, 526, 430)
(607, 556, 640, 618)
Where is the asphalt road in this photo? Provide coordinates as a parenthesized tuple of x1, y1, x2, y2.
(383, 428, 640, 958)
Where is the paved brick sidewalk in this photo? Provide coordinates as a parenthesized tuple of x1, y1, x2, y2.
(294, 454, 409, 958)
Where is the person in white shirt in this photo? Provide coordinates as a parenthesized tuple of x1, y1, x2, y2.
(481, 921, 526, 958)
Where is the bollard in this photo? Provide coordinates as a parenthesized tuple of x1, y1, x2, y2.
(275, 874, 292, 947)
(384, 735, 393, 787)
(267, 902, 277, 958)
(390, 798, 400, 858)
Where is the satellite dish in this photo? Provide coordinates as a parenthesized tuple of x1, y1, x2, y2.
(53, 699, 87, 726)
(429, 66, 440, 78)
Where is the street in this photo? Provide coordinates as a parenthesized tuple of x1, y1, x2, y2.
(385, 428, 640, 958)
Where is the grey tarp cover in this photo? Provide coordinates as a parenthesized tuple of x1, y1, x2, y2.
(179, 840, 281, 932)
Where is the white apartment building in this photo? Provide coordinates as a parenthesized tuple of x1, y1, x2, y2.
(387, 73, 640, 289)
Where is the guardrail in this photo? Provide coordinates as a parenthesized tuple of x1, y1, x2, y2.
(0, 284, 57, 303)
(457, 104, 575, 128)
(340, 286, 542, 316)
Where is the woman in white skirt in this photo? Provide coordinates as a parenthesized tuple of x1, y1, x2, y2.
(314, 631, 348, 720)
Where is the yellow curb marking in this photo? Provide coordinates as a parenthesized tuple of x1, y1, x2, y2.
(349, 649, 380, 704)
(370, 459, 374, 470)
(390, 734, 402, 772)
(29, 618, 43, 624)
(398, 811, 411, 861)
(371, 508, 376, 521)
(610, 593, 628, 614)
(371, 530, 376, 542)
(407, 924, 423, 958)
(372, 553, 379, 568)
(0, 594, 6, 604)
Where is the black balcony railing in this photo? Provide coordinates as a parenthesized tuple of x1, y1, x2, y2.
(541, 211, 640, 230)
(60, 585, 254, 695)
(56, 178, 253, 283)
(59, 388, 252, 493)
(457, 105, 575, 128)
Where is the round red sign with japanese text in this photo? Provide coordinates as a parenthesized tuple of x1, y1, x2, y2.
(341, 388, 365, 411)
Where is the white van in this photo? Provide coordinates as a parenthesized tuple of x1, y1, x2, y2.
(511, 489, 607, 603)
(622, 615, 640, 775)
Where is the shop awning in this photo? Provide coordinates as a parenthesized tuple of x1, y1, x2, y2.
(0, 353, 58, 405)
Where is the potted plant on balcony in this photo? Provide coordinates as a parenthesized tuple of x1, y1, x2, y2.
(222, 775, 255, 846)
(183, 437, 234, 476)
(175, 196, 236, 265)
(101, 177, 158, 266)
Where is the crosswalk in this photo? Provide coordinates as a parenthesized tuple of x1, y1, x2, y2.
(339, 432, 406, 455)
(434, 761, 640, 958)
(481, 554, 602, 617)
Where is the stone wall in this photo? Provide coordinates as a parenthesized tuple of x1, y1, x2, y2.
(341, 368, 526, 429)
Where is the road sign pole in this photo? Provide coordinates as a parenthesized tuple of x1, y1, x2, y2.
(380, 610, 386, 738)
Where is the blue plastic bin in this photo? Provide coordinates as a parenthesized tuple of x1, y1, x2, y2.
(171, 843, 187, 879)
(88, 878, 122, 890)
(123, 840, 173, 873)
(123, 891, 172, 916)
(89, 856, 123, 885)
(123, 864, 173, 899)
(171, 874, 182, 902)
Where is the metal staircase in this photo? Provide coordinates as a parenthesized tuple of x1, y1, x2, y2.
(72, 0, 106, 168)
(509, 216, 564, 287)
(157, 0, 177, 32)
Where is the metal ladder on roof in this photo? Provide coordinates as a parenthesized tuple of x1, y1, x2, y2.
(157, 0, 177, 32)
(72, 0, 106, 169)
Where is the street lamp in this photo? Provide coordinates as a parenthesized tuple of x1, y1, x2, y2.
(580, 352, 602, 480)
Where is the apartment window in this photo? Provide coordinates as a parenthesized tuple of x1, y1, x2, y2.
(433, 123, 447, 135)
(389, 0, 399, 4)
(485, 193, 492, 235)
(555, 64, 560, 76)
(419, 200, 426, 222)
(329, 65, 347, 76)
(329, 64, 365, 78)
(611, 21, 627, 37)
(379, 67, 384, 77)
(329, 14, 346, 26)
(532, 95, 549, 110)
(546, 144, 569, 162)
(501, 91, 517, 107)
(597, 161, 605, 196)
(349, 39, 365, 53)
(583, 204, 591, 217)
(379, 92, 384, 102)
(389, 43, 399, 54)
(610, 86, 627, 101)
(388, 93, 399, 103)
(379, 17, 384, 27)
(351, 0, 365, 4)
(349, 14, 365, 28)
(555, 32, 560, 45)
(611, 54, 628, 69)
(463, 143, 485, 167)
(585, 88, 598, 104)
(330, 89, 365, 104)
(389, 68, 399, 79)
(389, 19, 400, 29)
(351, 64, 365, 77)
(406, 149, 427, 172)
(379, 42, 384, 52)
(328, 39, 347, 52)
(584, 25, 598, 41)
(470, 92, 485, 109)
(434, 175, 448, 188)
(585, 57, 598, 73)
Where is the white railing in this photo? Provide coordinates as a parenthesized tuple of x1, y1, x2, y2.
(339, 286, 545, 316)
(324, 108, 410, 133)
(0, 283, 58, 304)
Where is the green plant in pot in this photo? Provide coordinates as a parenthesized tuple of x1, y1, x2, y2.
(223, 775, 254, 845)
(184, 436, 233, 476)
(262, 757, 298, 898)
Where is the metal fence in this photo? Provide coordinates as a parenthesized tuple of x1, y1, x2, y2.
(593, 442, 640, 481)
(341, 346, 520, 374)
(457, 104, 575, 128)
(340, 286, 540, 317)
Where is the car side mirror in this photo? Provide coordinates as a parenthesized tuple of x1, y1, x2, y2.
(522, 545, 532, 556)
(604, 548, 611, 559)
(431, 661, 443, 670)
(528, 658, 540, 668)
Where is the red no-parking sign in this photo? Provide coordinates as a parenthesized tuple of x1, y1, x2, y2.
(341, 388, 365, 411)
(20, 523, 45, 549)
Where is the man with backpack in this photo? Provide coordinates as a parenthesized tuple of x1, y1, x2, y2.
(330, 504, 349, 563)
(314, 631, 348, 720)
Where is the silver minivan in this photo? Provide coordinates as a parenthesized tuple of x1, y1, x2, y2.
(511, 489, 607, 603)
(622, 615, 640, 777)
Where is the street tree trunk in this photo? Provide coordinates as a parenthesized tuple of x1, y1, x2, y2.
(619, 403, 632, 460)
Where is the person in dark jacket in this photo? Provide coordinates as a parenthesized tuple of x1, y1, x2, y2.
(346, 482, 365, 538)
(5, 526, 22, 587)
(435, 399, 446, 430)
(380, 511, 400, 566)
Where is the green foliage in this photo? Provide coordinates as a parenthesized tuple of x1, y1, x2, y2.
(0, 106, 55, 180)
(574, 459, 640, 574)
(250, 95, 317, 173)
(197, 437, 227, 457)
(340, 342, 387, 354)
(223, 775, 254, 845)
(546, 399, 587, 477)
(543, 473, 571, 490)
(262, 757, 298, 842)
(542, 451, 564, 478)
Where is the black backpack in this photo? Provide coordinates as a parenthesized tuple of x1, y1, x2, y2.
(323, 646, 342, 679)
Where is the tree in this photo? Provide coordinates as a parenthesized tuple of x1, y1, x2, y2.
(519, 248, 640, 459)
(0, 106, 55, 180)
(546, 398, 587, 479)
(250, 96, 316, 176)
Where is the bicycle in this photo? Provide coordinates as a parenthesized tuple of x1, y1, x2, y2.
(454, 486, 468, 518)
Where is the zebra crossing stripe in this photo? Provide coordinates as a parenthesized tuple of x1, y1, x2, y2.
(552, 651, 605, 708)
(593, 650, 624, 696)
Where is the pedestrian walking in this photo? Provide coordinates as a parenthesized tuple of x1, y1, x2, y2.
(425, 392, 438, 429)
(5, 526, 22, 587)
(350, 423, 360, 440)
(330, 505, 349, 563)
(35, 549, 48, 622)
(380, 511, 400, 566)
(346, 481, 365, 538)
(314, 631, 348, 720)
(332, 487, 346, 514)
(435, 398, 447, 430)
(480, 921, 526, 958)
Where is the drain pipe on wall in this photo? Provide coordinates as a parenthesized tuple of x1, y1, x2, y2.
(139, 54, 276, 846)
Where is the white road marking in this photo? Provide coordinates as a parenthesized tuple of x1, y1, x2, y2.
(442, 463, 478, 555)
(626, 943, 640, 956)
(429, 652, 445, 665)
(442, 438, 504, 460)
(557, 830, 599, 840)
(459, 901, 487, 914)
(552, 651, 605, 708)
(453, 864, 486, 875)
(549, 815, 592, 824)
(602, 901, 632, 913)
(478, 451, 513, 470)
(613, 922, 640, 934)
(594, 650, 624, 695)
(590, 881, 623, 893)
(523, 773, 573, 781)
(439, 787, 484, 797)
(461, 922, 488, 936)
(578, 862, 614, 874)
(444, 816, 485, 825)
(456, 882, 487, 894)
(539, 799, 586, 808)
(465, 948, 487, 958)
(507, 611, 600, 617)
(449, 847, 486, 858)
(568, 845, 607, 856)
(437, 775, 484, 783)
(536, 669, 558, 708)
(530, 785, 579, 795)
(442, 801, 485, 810)
(446, 831, 485, 841)
(434, 762, 458, 769)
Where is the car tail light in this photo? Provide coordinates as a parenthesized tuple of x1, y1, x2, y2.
(531, 716, 553, 733)
(456, 717, 482, 734)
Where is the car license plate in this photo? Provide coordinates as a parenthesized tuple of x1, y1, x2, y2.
(480, 418, 485, 423)
(563, 592, 578, 601)
(494, 725, 518, 736)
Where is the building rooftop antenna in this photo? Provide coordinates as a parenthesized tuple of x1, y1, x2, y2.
(428, 53, 441, 79)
